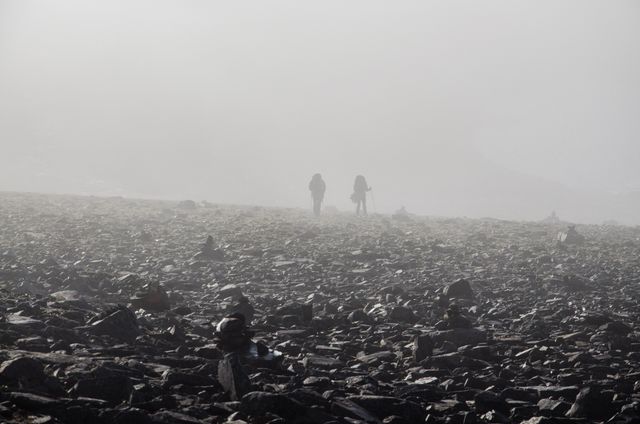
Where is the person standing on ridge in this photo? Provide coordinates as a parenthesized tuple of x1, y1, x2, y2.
(308, 173, 326, 217)
(351, 175, 371, 215)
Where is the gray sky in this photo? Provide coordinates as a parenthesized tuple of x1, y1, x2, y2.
(1, 1, 639, 222)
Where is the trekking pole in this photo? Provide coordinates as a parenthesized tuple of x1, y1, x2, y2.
(369, 190, 377, 214)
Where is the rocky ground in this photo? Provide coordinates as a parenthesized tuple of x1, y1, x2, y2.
(1, 192, 640, 424)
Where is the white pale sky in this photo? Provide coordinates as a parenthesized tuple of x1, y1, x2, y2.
(1, 1, 639, 222)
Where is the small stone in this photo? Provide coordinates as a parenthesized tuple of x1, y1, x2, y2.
(303, 355, 344, 369)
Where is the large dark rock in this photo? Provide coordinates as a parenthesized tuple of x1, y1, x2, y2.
(388, 306, 417, 323)
(413, 334, 434, 362)
(8, 392, 62, 411)
(288, 388, 330, 409)
(161, 370, 216, 388)
(0, 356, 46, 387)
(193, 235, 225, 261)
(566, 387, 615, 420)
(239, 391, 307, 420)
(443, 279, 474, 300)
(331, 398, 381, 423)
(348, 309, 371, 323)
(303, 354, 344, 369)
(72, 375, 133, 404)
(557, 225, 585, 245)
(90, 307, 140, 342)
(218, 353, 251, 401)
(228, 297, 255, 323)
(275, 302, 313, 322)
(474, 390, 509, 414)
(537, 398, 571, 416)
(0, 356, 65, 397)
(130, 283, 171, 312)
(218, 284, 243, 299)
(599, 321, 632, 335)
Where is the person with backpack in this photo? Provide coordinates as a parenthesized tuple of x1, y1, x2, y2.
(351, 175, 371, 215)
(308, 173, 326, 217)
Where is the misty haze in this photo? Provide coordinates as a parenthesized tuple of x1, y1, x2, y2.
(1, 2, 640, 424)
(1, 1, 639, 223)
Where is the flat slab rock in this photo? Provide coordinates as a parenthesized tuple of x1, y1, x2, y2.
(303, 354, 344, 369)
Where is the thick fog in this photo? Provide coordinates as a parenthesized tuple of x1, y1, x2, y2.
(1, 1, 639, 224)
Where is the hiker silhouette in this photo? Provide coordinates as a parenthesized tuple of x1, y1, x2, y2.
(308, 173, 326, 217)
(351, 175, 371, 215)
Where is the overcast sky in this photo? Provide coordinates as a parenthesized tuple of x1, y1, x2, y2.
(1, 1, 639, 221)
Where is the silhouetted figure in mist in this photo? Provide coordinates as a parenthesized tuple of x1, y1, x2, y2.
(351, 175, 371, 215)
(308, 173, 326, 217)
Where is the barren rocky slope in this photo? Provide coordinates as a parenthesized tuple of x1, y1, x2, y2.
(1, 192, 640, 424)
